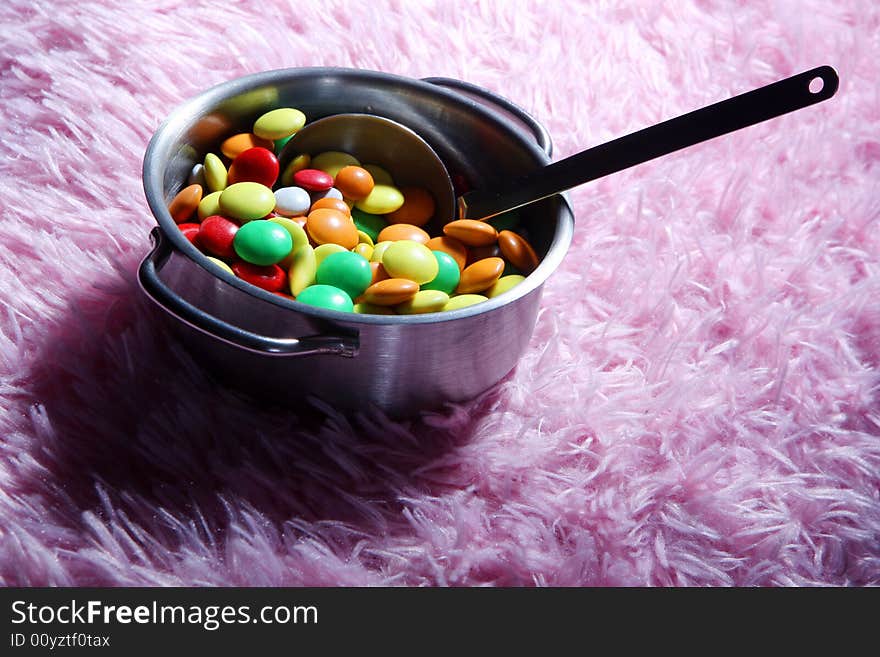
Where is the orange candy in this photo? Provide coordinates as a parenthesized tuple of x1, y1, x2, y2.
(456, 257, 505, 294)
(306, 208, 358, 249)
(377, 223, 430, 244)
(168, 184, 203, 224)
(425, 236, 468, 270)
(467, 244, 501, 266)
(443, 219, 498, 247)
(361, 278, 419, 306)
(370, 261, 390, 285)
(220, 133, 274, 160)
(310, 197, 352, 216)
(497, 230, 540, 274)
(334, 166, 374, 201)
(385, 186, 435, 227)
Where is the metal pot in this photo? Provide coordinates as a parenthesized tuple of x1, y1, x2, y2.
(139, 68, 574, 416)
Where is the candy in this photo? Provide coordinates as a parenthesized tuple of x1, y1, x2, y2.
(306, 208, 358, 249)
(311, 151, 360, 179)
(443, 294, 488, 311)
(232, 262, 287, 293)
(457, 257, 505, 294)
(309, 187, 343, 204)
(377, 223, 430, 245)
(354, 242, 374, 260)
(227, 147, 279, 188)
(356, 230, 374, 247)
(273, 186, 311, 217)
(356, 184, 405, 215)
(198, 215, 239, 259)
(381, 240, 439, 285)
(178, 222, 201, 245)
(288, 245, 316, 296)
(425, 235, 468, 270)
(168, 184, 202, 223)
(280, 153, 311, 186)
(268, 217, 309, 270)
(421, 250, 461, 294)
(497, 230, 539, 274)
(233, 220, 293, 266)
(221, 132, 274, 159)
(188, 163, 206, 187)
(296, 284, 354, 313)
(351, 208, 387, 242)
(443, 219, 497, 247)
(314, 243, 348, 268)
(316, 251, 372, 300)
(395, 290, 450, 315)
(294, 168, 334, 192)
(253, 107, 306, 140)
(354, 302, 394, 315)
(219, 182, 275, 221)
(369, 261, 390, 285)
(310, 197, 351, 216)
(334, 166, 374, 201)
(361, 278, 419, 306)
(385, 186, 435, 227)
(370, 241, 394, 263)
(206, 257, 234, 275)
(198, 190, 223, 220)
(361, 163, 393, 186)
(204, 153, 228, 192)
(274, 134, 294, 155)
(486, 274, 526, 298)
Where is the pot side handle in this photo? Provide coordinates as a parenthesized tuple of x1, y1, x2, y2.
(138, 228, 358, 358)
(422, 77, 553, 158)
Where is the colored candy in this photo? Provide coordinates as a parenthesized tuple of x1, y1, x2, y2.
(395, 290, 450, 315)
(443, 219, 498, 247)
(288, 245, 317, 296)
(168, 184, 202, 223)
(425, 236, 468, 270)
(310, 197, 351, 216)
(198, 215, 239, 259)
(497, 230, 540, 274)
(316, 251, 373, 300)
(334, 166, 374, 201)
(381, 240, 439, 285)
(361, 278, 419, 306)
(377, 223, 430, 245)
(443, 294, 488, 311)
(281, 153, 311, 186)
(486, 274, 526, 298)
(253, 107, 306, 141)
(219, 182, 276, 221)
(273, 186, 311, 217)
(178, 222, 201, 245)
(306, 208, 358, 250)
(227, 147, 279, 188)
(294, 168, 334, 192)
(351, 208, 387, 242)
(356, 184, 405, 215)
(296, 284, 354, 312)
(457, 257, 505, 294)
(198, 190, 222, 220)
(362, 163, 393, 185)
(221, 132, 274, 159)
(204, 153, 228, 192)
(314, 243, 348, 268)
(233, 220, 293, 266)
(421, 250, 461, 294)
(232, 262, 287, 293)
(385, 186, 435, 227)
(206, 257, 234, 275)
(311, 151, 360, 179)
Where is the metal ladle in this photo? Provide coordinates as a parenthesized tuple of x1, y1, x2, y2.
(280, 65, 838, 224)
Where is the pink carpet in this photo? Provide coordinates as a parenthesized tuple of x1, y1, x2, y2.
(1, 0, 877, 587)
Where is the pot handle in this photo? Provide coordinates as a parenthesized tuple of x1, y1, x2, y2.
(422, 77, 553, 157)
(138, 227, 359, 358)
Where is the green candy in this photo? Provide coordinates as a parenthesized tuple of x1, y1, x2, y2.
(421, 250, 461, 294)
(233, 220, 293, 266)
(316, 251, 372, 300)
(351, 207, 387, 242)
(296, 284, 353, 313)
(274, 133, 294, 155)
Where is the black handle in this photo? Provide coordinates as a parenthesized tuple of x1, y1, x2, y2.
(458, 66, 839, 220)
(138, 228, 359, 358)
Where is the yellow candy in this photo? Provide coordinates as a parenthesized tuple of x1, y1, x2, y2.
(219, 182, 275, 221)
(253, 107, 306, 140)
(197, 191, 223, 220)
(353, 302, 394, 315)
(354, 243, 373, 260)
(281, 153, 311, 187)
(289, 245, 316, 296)
(486, 274, 526, 298)
(355, 184, 404, 215)
(314, 243, 347, 268)
(357, 230, 374, 247)
(443, 294, 488, 311)
(206, 257, 233, 275)
(370, 241, 394, 263)
(204, 153, 227, 192)
(381, 240, 439, 285)
(311, 151, 360, 179)
(362, 164, 394, 186)
(269, 217, 309, 270)
(396, 290, 450, 315)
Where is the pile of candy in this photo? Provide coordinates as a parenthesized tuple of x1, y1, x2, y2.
(168, 106, 541, 314)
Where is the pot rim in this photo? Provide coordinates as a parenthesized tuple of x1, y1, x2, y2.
(142, 66, 574, 326)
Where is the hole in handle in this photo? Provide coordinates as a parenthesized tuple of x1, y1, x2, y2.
(809, 76, 824, 94)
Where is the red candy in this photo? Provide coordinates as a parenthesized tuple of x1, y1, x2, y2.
(227, 147, 280, 188)
(293, 168, 334, 192)
(232, 262, 287, 292)
(178, 222, 201, 246)
(197, 215, 239, 259)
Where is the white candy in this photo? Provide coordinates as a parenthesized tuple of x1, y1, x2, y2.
(309, 187, 343, 204)
(273, 186, 311, 217)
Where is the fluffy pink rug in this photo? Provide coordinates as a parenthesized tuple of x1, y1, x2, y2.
(0, 0, 877, 587)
